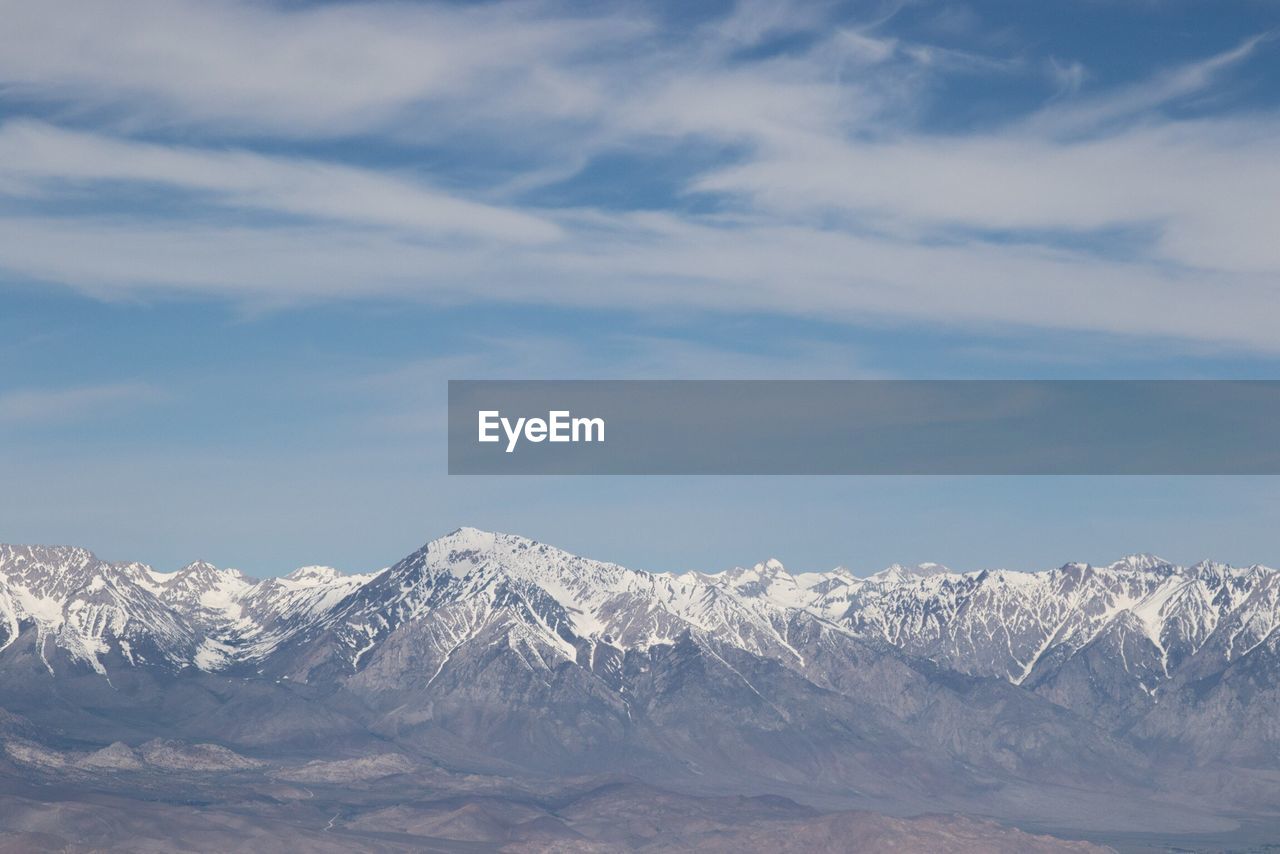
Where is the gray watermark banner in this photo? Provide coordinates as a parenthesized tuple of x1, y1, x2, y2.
(448, 380, 1280, 475)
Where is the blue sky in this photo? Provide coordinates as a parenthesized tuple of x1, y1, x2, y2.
(3, 0, 1280, 576)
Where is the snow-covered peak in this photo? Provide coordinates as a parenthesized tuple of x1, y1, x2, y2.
(140, 562, 256, 647)
(792, 566, 861, 598)
(149, 560, 252, 599)
(337, 531, 838, 667)
(1106, 554, 1176, 574)
(1187, 559, 1236, 577)
(282, 565, 345, 584)
(0, 543, 201, 673)
(718, 558, 792, 584)
(0, 543, 104, 596)
(435, 526, 500, 556)
(143, 560, 252, 589)
(866, 562, 953, 585)
(0, 543, 95, 566)
(714, 559, 811, 607)
(818, 565, 858, 581)
(420, 528, 642, 589)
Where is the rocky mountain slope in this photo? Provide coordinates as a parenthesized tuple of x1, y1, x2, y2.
(1, 529, 1279, 846)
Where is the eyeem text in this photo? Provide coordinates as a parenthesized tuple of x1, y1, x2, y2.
(477, 410, 605, 453)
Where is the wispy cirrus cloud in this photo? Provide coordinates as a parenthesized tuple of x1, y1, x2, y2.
(0, 0, 1276, 352)
(0, 0, 642, 135)
(0, 382, 161, 425)
(0, 122, 560, 244)
(1026, 33, 1275, 135)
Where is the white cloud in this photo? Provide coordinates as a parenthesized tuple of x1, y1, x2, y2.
(0, 0, 641, 135)
(3, 211, 1276, 350)
(0, 1, 1276, 352)
(0, 383, 161, 425)
(0, 121, 560, 244)
(1046, 59, 1088, 99)
(1026, 34, 1273, 135)
(692, 118, 1280, 273)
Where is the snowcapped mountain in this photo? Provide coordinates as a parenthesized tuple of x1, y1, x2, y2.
(4, 528, 1280, 828)
(863, 561, 952, 585)
(0, 544, 201, 673)
(2, 531, 1277, 708)
(840, 554, 1280, 712)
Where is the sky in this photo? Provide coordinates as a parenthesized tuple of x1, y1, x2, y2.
(3, 0, 1280, 577)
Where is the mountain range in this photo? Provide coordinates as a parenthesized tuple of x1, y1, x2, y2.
(2, 529, 1279, 851)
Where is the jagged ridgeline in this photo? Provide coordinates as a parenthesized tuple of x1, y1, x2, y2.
(2, 530, 1280, 838)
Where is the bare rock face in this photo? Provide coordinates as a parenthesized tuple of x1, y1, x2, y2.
(137, 739, 263, 771)
(273, 752, 417, 783)
(2, 739, 70, 769)
(78, 742, 144, 771)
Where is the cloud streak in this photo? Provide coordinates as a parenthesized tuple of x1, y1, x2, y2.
(0, 122, 560, 244)
(0, 0, 640, 135)
(0, 382, 161, 425)
(0, 1, 1277, 351)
